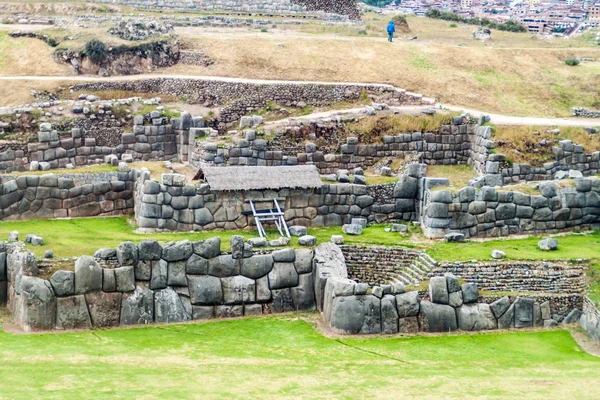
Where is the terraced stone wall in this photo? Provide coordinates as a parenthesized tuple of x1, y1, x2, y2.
(0, 171, 136, 221)
(5, 238, 315, 332)
(422, 178, 600, 238)
(341, 245, 424, 286)
(134, 171, 414, 232)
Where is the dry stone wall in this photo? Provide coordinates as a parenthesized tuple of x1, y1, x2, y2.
(314, 243, 575, 334)
(5, 238, 315, 332)
(581, 297, 600, 343)
(134, 170, 416, 232)
(71, 78, 428, 127)
(196, 122, 490, 175)
(422, 178, 600, 238)
(83, 0, 360, 19)
(430, 261, 586, 296)
(0, 171, 135, 221)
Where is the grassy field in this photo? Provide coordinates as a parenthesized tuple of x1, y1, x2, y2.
(0, 315, 597, 398)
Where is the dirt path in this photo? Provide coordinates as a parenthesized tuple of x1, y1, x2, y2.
(0, 74, 599, 126)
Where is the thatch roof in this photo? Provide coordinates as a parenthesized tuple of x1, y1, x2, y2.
(203, 165, 323, 191)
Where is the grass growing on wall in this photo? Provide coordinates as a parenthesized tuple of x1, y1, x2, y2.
(0, 315, 597, 398)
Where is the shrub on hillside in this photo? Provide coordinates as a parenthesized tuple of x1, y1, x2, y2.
(565, 58, 580, 66)
(85, 39, 108, 65)
(449, 23, 457, 28)
(426, 9, 527, 32)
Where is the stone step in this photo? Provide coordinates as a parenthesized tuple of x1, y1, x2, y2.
(392, 276, 411, 286)
(397, 272, 414, 285)
(419, 253, 437, 267)
(405, 266, 425, 281)
(410, 262, 428, 276)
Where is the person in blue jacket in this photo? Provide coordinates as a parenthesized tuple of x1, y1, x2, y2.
(387, 20, 396, 42)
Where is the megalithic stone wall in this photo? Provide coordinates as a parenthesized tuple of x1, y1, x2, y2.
(0, 171, 136, 221)
(314, 243, 581, 335)
(6, 237, 316, 332)
(422, 178, 600, 239)
(581, 297, 600, 344)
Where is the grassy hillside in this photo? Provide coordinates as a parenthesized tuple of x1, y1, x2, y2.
(0, 315, 598, 398)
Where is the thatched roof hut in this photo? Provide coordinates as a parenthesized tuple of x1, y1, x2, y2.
(203, 165, 323, 191)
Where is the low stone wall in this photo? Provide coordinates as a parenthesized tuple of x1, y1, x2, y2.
(314, 244, 573, 334)
(341, 245, 423, 286)
(195, 123, 490, 175)
(572, 107, 600, 118)
(422, 178, 600, 238)
(71, 78, 428, 126)
(83, 0, 361, 19)
(581, 297, 600, 343)
(430, 261, 586, 295)
(134, 170, 414, 232)
(6, 237, 315, 332)
(0, 171, 135, 221)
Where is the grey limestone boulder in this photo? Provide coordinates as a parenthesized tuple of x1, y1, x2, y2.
(449, 291, 463, 308)
(162, 240, 193, 261)
(208, 254, 240, 277)
(271, 288, 295, 313)
(138, 240, 162, 260)
(150, 259, 168, 290)
(167, 261, 187, 286)
(241, 254, 273, 279)
(103, 269, 116, 292)
(8, 230, 18, 242)
(498, 304, 515, 329)
(268, 262, 299, 290)
(461, 283, 478, 303)
(120, 285, 154, 325)
(457, 303, 497, 331)
(294, 249, 314, 274)
(74, 256, 102, 295)
(117, 242, 138, 266)
(491, 250, 505, 259)
(540, 301, 551, 320)
(538, 238, 558, 251)
(230, 235, 245, 259)
(514, 297, 534, 328)
(95, 248, 116, 259)
(563, 308, 582, 324)
(396, 291, 420, 318)
(247, 237, 267, 248)
(328, 295, 381, 335)
(342, 224, 363, 235)
(428, 276, 449, 304)
(298, 235, 317, 246)
(56, 295, 91, 330)
(188, 275, 223, 305)
(490, 296, 511, 319)
(418, 301, 457, 332)
(49, 270, 75, 297)
(445, 273, 461, 293)
(115, 266, 135, 292)
(222, 275, 256, 304)
(20, 276, 56, 331)
(290, 273, 315, 311)
(186, 254, 208, 275)
(272, 248, 295, 263)
(193, 237, 221, 258)
(154, 287, 191, 323)
(331, 235, 344, 245)
(85, 291, 122, 328)
(381, 295, 399, 334)
(445, 232, 465, 242)
(289, 226, 307, 237)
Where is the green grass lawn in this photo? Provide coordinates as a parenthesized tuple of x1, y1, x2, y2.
(0, 315, 597, 398)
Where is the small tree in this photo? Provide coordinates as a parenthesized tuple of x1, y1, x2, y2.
(565, 58, 580, 66)
(85, 39, 108, 65)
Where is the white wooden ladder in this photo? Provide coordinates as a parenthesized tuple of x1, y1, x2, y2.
(249, 199, 291, 239)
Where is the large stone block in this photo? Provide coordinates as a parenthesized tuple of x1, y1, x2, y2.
(418, 301, 457, 332)
(398, 316, 420, 333)
(117, 241, 138, 266)
(328, 295, 381, 335)
(120, 285, 154, 325)
(20, 276, 56, 331)
(193, 237, 221, 258)
(498, 304, 515, 329)
(222, 275, 255, 304)
(188, 275, 223, 305)
(49, 270, 75, 297)
(150, 259, 168, 290)
(167, 261, 187, 286)
(186, 254, 209, 275)
(162, 240, 193, 261)
(138, 240, 162, 261)
(381, 295, 399, 334)
(271, 288, 295, 313)
(268, 262, 299, 290)
(490, 296, 511, 319)
(241, 254, 273, 279)
(74, 256, 102, 295)
(290, 273, 315, 311)
(457, 303, 497, 331)
(294, 249, 314, 274)
(56, 295, 91, 330)
(428, 276, 449, 304)
(208, 255, 240, 277)
(461, 283, 478, 304)
(85, 291, 122, 328)
(396, 291, 420, 318)
(154, 287, 191, 323)
(115, 266, 136, 292)
(514, 297, 534, 328)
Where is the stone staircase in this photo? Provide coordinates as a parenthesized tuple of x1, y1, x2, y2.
(392, 253, 437, 287)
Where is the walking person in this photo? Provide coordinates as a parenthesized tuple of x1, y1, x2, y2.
(387, 20, 395, 42)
